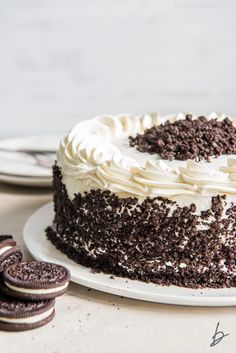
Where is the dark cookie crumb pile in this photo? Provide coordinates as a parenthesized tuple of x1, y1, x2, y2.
(46, 165, 236, 289)
(129, 115, 236, 161)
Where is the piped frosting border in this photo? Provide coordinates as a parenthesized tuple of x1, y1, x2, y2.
(57, 113, 236, 199)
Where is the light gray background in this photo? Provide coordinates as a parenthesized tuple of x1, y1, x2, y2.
(0, 0, 236, 136)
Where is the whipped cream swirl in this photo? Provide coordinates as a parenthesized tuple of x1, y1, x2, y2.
(132, 160, 197, 196)
(57, 113, 236, 199)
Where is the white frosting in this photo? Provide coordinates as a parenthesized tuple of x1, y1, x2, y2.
(57, 113, 236, 204)
(180, 160, 236, 194)
(4, 281, 69, 294)
(0, 246, 12, 256)
(132, 160, 197, 196)
(0, 307, 54, 324)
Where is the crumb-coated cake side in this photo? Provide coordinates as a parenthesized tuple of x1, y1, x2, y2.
(46, 113, 236, 288)
(46, 166, 236, 289)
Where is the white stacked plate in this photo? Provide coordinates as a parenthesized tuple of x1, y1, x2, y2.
(0, 135, 62, 187)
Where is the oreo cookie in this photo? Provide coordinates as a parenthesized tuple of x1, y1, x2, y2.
(1, 261, 70, 300)
(0, 294, 55, 331)
(0, 235, 22, 272)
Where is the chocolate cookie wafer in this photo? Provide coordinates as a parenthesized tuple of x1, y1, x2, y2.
(1, 261, 70, 300)
(0, 294, 55, 331)
(0, 235, 22, 272)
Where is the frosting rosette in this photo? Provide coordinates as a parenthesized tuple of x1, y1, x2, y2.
(181, 160, 236, 194)
(132, 160, 197, 196)
(96, 156, 148, 197)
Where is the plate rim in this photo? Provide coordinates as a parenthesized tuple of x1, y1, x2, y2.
(23, 202, 236, 307)
(0, 173, 51, 187)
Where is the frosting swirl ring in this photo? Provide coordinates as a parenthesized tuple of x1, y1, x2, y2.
(57, 113, 236, 199)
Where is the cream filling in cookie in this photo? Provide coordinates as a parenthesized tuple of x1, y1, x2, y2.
(0, 246, 12, 256)
(0, 307, 54, 324)
(4, 281, 69, 294)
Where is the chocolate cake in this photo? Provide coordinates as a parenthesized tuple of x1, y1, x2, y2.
(46, 113, 236, 288)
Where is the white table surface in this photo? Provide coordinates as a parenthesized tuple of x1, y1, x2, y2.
(0, 183, 235, 353)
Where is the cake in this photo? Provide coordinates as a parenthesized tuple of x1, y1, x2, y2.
(46, 113, 236, 288)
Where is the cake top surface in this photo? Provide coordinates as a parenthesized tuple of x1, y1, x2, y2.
(57, 113, 236, 199)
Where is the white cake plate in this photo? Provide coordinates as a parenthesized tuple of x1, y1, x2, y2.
(23, 202, 236, 306)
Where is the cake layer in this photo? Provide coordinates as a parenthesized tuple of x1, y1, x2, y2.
(46, 166, 236, 288)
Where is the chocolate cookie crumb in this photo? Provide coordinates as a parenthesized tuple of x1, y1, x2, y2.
(129, 115, 236, 161)
(45, 166, 236, 289)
